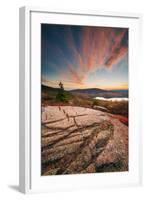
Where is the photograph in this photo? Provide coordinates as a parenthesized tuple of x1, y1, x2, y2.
(41, 24, 129, 176)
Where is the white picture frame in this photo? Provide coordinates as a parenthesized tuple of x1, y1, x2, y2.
(19, 6, 142, 194)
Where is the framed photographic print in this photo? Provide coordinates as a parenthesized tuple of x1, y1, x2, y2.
(19, 7, 142, 193)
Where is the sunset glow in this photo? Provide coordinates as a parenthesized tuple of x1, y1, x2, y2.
(41, 24, 128, 90)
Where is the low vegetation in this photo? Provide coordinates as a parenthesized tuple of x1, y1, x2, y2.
(92, 99, 128, 117)
(41, 83, 128, 117)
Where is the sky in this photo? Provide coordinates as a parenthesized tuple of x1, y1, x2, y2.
(41, 24, 128, 90)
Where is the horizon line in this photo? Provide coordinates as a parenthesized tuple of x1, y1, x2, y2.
(42, 83, 128, 91)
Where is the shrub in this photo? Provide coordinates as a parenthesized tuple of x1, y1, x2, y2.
(56, 91, 70, 103)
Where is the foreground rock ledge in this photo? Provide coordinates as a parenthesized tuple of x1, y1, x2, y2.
(41, 106, 128, 175)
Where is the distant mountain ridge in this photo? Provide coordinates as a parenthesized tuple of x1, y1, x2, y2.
(70, 88, 128, 98)
(42, 84, 128, 99)
(70, 88, 107, 94)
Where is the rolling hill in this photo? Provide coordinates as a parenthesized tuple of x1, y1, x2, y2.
(70, 88, 128, 98)
(42, 84, 128, 98)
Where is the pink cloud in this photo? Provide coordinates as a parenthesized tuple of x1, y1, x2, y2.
(47, 26, 128, 84)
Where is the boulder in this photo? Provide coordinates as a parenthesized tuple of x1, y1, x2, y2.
(41, 106, 128, 175)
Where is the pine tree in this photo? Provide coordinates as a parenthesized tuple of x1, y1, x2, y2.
(56, 82, 69, 103)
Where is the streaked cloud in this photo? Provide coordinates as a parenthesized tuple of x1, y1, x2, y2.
(41, 25, 128, 90)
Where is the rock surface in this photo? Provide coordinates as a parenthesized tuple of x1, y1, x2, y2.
(41, 106, 128, 175)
